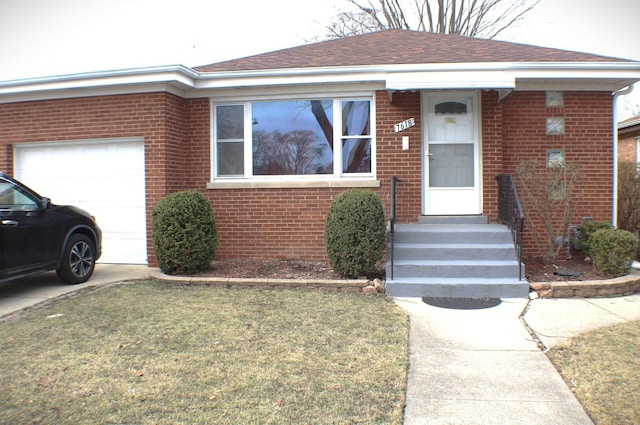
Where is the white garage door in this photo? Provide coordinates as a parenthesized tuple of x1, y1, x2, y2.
(14, 138, 147, 264)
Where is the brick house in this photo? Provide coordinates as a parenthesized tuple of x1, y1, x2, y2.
(2, 30, 639, 296)
(618, 115, 640, 166)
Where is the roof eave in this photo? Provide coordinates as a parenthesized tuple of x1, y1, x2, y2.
(0, 65, 198, 103)
(1, 61, 639, 104)
(195, 62, 640, 92)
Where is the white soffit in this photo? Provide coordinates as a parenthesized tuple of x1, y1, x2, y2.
(385, 70, 516, 90)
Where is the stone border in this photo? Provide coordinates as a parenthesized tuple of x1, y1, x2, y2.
(530, 273, 640, 298)
(150, 269, 381, 294)
(152, 270, 640, 299)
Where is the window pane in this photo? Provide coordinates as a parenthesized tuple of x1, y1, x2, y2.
(435, 101, 467, 115)
(217, 105, 243, 140)
(0, 182, 37, 210)
(429, 144, 474, 187)
(342, 138, 371, 173)
(216, 105, 244, 177)
(217, 142, 244, 176)
(342, 101, 370, 136)
(252, 100, 333, 175)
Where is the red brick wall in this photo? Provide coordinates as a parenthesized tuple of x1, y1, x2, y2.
(375, 91, 422, 222)
(481, 90, 504, 222)
(186, 92, 424, 260)
(501, 91, 614, 256)
(0, 92, 191, 266)
(618, 124, 640, 163)
(0, 89, 616, 263)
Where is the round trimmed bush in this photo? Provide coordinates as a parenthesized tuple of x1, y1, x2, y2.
(590, 228, 637, 277)
(324, 189, 386, 278)
(576, 220, 614, 256)
(152, 190, 217, 275)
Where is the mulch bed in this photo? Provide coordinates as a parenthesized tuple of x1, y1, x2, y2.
(523, 254, 608, 283)
(195, 255, 607, 283)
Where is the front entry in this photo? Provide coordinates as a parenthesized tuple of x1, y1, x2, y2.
(423, 92, 481, 215)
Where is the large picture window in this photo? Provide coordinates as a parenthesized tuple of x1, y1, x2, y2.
(213, 97, 373, 179)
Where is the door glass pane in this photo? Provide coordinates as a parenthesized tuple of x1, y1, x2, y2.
(429, 144, 474, 187)
(435, 101, 467, 115)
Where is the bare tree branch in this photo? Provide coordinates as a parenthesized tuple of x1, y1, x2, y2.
(326, 0, 539, 39)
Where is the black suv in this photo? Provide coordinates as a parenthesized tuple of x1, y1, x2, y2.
(0, 172, 101, 284)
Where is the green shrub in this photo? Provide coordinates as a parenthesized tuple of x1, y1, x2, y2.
(324, 189, 386, 278)
(590, 228, 637, 277)
(152, 190, 217, 275)
(617, 161, 640, 233)
(576, 220, 614, 256)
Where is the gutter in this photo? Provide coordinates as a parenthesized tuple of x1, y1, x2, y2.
(0, 65, 199, 87)
(195, 61, 640, 90)
(613, 84, 635, 227)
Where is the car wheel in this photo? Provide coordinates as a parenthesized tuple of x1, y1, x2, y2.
(56, 234, 96, 284)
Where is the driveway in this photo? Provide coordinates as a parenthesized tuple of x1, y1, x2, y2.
(0, 264, 150, 317)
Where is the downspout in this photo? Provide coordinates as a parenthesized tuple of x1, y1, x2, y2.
(612, 85, 634, 228)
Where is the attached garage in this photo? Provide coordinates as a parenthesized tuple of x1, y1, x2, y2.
(13, 138, 147, 264)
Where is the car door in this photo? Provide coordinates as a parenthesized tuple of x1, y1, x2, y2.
(0, 178, 58, 274)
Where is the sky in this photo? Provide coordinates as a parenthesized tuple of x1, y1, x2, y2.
(0, 0, 639, 118)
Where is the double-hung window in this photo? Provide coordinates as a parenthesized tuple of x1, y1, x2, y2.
(213, 97, 374, 181)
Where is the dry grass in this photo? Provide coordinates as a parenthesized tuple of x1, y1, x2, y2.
(547, 320, 640, 425)
(0, 282, 408, 425)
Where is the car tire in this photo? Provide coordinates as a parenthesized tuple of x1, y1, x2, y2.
(56, 234, 97, 284)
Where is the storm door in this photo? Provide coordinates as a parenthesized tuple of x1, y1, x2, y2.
(423, 92, 480, 215)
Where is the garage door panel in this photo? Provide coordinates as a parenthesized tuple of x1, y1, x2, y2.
(14, 139, 147, 264)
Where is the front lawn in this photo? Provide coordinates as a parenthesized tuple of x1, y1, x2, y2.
(547, 319, 640, 425)
(0, 282, 408, 425)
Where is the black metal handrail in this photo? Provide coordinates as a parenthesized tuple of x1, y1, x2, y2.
(389, 176, 399, 280)
(497, 175, 525, 280)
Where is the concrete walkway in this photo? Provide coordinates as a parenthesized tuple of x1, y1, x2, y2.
(524, 293, 640, 349)
(395, 293, 640, 425)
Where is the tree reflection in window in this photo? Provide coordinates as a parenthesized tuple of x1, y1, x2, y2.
(252, 100, 333, 175)
(215, 98, 373, 178)
(341, 100, 371, 173)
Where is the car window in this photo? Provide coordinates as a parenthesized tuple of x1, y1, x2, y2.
(0, 181, 38, 211)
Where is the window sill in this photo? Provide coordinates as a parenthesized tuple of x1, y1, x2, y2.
(207, 178, 381, 190)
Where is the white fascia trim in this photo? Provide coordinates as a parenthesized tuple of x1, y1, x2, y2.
(386, 70, 515, 90)
(1, 61, 639, 101)
(0, 83, 187, 104)
(0, 65, 198, 96)
(195, 61, 640, 90)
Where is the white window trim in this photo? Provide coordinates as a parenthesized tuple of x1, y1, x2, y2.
(209, 94, 378, 189)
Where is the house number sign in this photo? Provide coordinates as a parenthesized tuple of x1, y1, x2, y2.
(393, 118, 415, 132)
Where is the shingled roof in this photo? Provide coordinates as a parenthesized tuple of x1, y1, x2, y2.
(195, 29, 630, 73)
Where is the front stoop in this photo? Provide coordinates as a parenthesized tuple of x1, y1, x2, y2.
(386, 219, 529, 298)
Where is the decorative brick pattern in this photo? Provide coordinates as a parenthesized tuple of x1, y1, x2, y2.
(500, 91, 614, 256)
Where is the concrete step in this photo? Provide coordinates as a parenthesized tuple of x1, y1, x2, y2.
(385, 277, 529, 298)
(386, 221, 526, 298)
(393, 243, 517, 261)
(418, 215, 488, 224)
(390, 260, 521, 279)
(393, 223, 513, 244)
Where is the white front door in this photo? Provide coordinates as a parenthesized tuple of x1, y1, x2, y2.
(423, 92, 481, 215)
